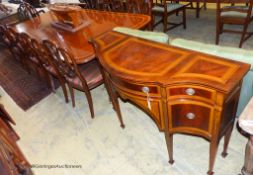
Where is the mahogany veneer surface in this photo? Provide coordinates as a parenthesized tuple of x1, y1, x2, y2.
(12, 9, 150, 64)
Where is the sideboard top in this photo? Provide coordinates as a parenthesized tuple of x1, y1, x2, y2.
(94, 31, 250, 93)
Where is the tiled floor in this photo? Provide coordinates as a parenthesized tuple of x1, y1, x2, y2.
(0, 85, 247, 175)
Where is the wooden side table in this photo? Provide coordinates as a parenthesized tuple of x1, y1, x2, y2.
(239, 97, 253, 175)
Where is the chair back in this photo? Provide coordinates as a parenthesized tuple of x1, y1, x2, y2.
(30, 38, 51, 67)
(152, 0, 171, 12)
(0, 24, 8, 45)
(217, 0, 253, 21)
(2, 27, 16, 48)
(55, 48, 90, 89)
(42, 40, 66, 76)
(56, 45, 103, 90)
(17, 2, 41, 21)
(16, 32, 31, 55)
(125, 0, 152, 15)
(79, 0, 98, 9)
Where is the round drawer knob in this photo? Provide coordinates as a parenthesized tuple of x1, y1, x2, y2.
(186, 112, 195, 120)
(185, 88, 195, 96)
(142, 86, 150, 93)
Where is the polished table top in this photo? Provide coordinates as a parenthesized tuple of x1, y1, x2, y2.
(13, 9, 150, 64)
(95, 31, 250, 93)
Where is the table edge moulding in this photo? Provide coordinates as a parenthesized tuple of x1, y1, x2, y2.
(92, 31, 250, 175)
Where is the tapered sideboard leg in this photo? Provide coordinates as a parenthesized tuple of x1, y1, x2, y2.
(222, 124, 234, 157)
(165, 132, 174, 164)
(207, 138, 219, 175)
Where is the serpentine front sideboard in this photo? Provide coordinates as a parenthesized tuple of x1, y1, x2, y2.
(92, 31, 250, 175)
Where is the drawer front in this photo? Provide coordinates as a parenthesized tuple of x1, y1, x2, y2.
(111, 77, 160, 97)
(168, 101, 214, 138)
(168, 86, 216, 101)
(115, 86, 164, 130)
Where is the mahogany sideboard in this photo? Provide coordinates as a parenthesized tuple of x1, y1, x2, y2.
(92, 31, 250, 175)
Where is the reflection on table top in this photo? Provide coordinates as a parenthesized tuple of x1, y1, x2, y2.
(12, 9, 151, 64)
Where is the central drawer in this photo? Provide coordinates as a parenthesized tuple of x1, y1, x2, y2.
(168, 85, 216, 101)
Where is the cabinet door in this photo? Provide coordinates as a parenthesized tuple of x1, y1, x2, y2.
(168, 100, 214, 139)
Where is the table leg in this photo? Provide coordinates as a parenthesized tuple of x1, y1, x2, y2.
(241, 136, 253, 175)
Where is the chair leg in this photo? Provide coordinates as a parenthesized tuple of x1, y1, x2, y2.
(239, 23, 249, 48)
(67, 84, 76, 108)
(151, 14, 155, 31)
(84, 90, 95, 119)
(216, 21, 221, 45)
(215, 32, 219, 45)
(204, 1, 207, 10)
(196, 2, 200, 18)
(35, 66, 42, 81)
(163, 15, 167, 33)
(59, 78, 69, 103)
(183, 8, 186, 29)
(46, 73, 56, 93)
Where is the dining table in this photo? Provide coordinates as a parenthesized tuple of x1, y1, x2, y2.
(12, 9, 151, 64)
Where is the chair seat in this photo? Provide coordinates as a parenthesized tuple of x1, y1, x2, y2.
(66, 60, 103, 89)
(221, 6, 253, 18)
(152, 3, 185, 13)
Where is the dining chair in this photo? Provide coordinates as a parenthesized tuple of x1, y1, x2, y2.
(0, 24, 8, 46)
(125, 0, 152, 15)
(28, 39, 65, 95)
(124, 0, 152, 29)
(17, 32, 51, 82)
(1, 25, 15, 50)
(185, 1, 207, 18)
(152, 0, 188, 32)
(42, 40, 69, 103)
(55, 47, 103, 118)
(216, 0, 253, 48)
(15, 32, 34, 74)
(95, 0, 113, 11)
(2, 27, 31, 73)
(17, 2, 45, 22)
(79, 0, 98, 9)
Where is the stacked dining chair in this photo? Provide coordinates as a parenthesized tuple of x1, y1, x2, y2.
(1, 27, 31, 73)
(40, 40, 69, 103)
(216, 0, 253, 48)
(17, 2, 45, 22)
(42, 40, 103, 118)
(152, 0, 188, 32)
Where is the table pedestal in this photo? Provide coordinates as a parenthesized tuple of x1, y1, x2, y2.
(242, 136, 253, 175)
